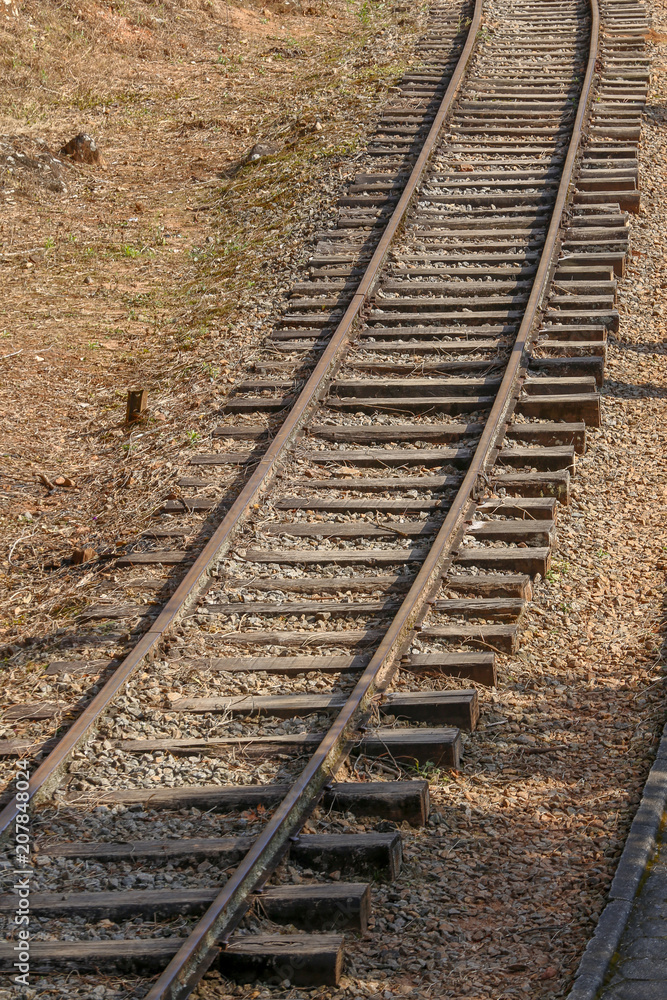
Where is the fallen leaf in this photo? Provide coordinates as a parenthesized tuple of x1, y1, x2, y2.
(539, 967, 558, 980)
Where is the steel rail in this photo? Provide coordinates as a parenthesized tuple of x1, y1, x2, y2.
(144, 1, 600, 997)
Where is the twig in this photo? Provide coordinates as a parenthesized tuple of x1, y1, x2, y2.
(0, 248, 44, 260)
(0, 349, 22, 361)
(37, 472, 56, 491)
(8, 532, 34, 566)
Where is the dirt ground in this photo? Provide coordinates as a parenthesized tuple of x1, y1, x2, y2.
(2, 1, 667, 1000)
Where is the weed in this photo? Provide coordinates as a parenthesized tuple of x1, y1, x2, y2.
(405, 759, 448, 781)
(546, 559, 570, 583)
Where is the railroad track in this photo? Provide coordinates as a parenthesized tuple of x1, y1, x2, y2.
(0, 0, 648, 995)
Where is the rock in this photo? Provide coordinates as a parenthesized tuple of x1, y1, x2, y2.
(247, 141, 282, 163)
(60, 132, 101, 165)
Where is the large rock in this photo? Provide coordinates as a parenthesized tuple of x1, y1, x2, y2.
(60, 133, 101, 165)
(247, 141, 282, 163)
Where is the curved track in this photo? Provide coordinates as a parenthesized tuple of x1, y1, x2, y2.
(0, 0, 650, 996)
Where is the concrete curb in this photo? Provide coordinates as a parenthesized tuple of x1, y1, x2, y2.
(566, 721, 667, 1000)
